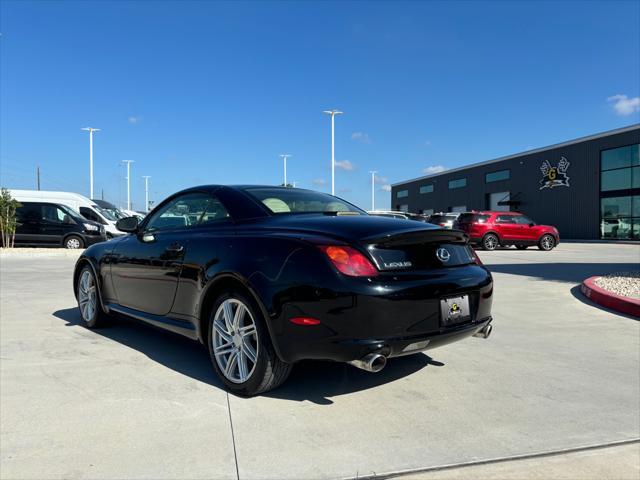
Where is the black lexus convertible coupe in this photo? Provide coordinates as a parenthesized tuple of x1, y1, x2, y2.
(74, 186, 493, 395)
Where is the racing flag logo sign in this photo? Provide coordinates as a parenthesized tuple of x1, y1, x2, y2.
(539, 157, 570, 190)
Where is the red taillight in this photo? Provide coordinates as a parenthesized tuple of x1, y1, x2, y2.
(319, 245, 378, 277)
(290, 317, 321, 326)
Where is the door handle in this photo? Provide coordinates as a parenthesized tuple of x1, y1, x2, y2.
(165, 243, 184, 254)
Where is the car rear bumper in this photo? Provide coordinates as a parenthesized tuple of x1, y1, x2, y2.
(270, 264, 493, 363)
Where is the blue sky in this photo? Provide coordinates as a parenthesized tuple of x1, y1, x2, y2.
(1, 0, 639, 211)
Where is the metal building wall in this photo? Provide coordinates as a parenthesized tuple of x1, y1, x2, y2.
(391, 127, 640, 239)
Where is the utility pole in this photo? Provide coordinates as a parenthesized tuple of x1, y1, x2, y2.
(322, 109, 343, 195)
(369, 171, 377, 211)
(121, 160, 134, 210)
(280, 154, 291, 186)
(81, 127, 100, 198)
(36, 166, 41, 191)
(142, 176, 151, 212)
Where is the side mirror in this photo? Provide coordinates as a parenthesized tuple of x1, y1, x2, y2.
(116, 216, 139, 233)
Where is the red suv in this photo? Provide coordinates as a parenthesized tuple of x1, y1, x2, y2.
(454, 211, 560, 251)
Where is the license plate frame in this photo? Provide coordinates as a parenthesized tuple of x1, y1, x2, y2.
(440, 295, 471, 326)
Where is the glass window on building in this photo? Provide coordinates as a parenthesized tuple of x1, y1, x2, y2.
(485, 169, 510, 183)
(398, 204, 409, 212)
(450, 205, 467, 212)
(419, 184, 434, 194)
(397, 190, 408, 198)
(599, 143, 640, 239)
(448, 178, 467, 189)
(420, 208, 434, 215)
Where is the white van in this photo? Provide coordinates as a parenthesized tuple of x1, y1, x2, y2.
(9, 190, 123, 238)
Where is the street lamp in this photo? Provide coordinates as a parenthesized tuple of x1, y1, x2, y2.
(369, 171, 377, 211)
(280, 154, 292, 186)
(142, 176, 151, 212)
(322, 109, 343, 195)
(81, 127, 100, 198)
(121, 160, 134, 210)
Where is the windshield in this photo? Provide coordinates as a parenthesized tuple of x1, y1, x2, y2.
(245, 188, 365, 215)
(92, 204, 117, 221)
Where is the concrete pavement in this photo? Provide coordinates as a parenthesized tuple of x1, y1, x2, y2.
(1, 243, 638, 479)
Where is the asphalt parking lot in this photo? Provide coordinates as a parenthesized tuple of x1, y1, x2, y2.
(1, 243, 639, 479)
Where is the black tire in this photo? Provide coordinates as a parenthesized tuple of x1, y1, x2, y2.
(207, 289, 292, 396)
(515, 245, 528, 250)
(538, 234, 556, 251)
(482, 233, 499, 251)
(65, 235, 84, 249)
(76, 265, 110, 328)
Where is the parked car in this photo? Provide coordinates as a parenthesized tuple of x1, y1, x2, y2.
(10, 190, 122, 238)
(73, 185, 494, 396)
(92, 199, 127, 220)
(428, 212, 460, 229)
(454, 211, 560, 251)
(367, 210, 430, 221)
(14, 201, 106, 248)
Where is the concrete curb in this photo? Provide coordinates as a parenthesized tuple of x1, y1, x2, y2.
(581, 276, 640, 318)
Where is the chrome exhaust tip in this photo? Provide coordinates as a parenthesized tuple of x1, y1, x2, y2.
(473, 324, 493, 339)
(348, 353, 387, 373)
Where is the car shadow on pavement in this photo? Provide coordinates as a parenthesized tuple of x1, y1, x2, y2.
(53, 307, 442, 402)
(485, 262, 638, 284)
(264, 354, 443, 405)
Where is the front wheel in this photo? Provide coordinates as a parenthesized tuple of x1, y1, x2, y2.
(208, 291, 292, 396)
(76, 266, 109, 328)
(65, 235, 84, 249)
(538, 234, 556, 251)
(482, 233, 499, 251)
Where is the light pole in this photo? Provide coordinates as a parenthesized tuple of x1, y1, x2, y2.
(369, 171, 377, 211)
(121, 160, 134, 210)
(81, 127, 100, 198)
(142, 176, 151, 212)
(280, 154, 291, 186)
(322, 109, 343, 195)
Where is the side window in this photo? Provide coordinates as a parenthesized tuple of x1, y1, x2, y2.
(16, 203, 42, 222)
(80, 207, 102, 224)
(42, 204, 65, 223)
(145, 193, 229, 231)
(495, 215, 515, 224)
(514, 216, 533, 225)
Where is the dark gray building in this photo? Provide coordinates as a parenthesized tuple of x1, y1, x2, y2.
(391, 124, 640, 240)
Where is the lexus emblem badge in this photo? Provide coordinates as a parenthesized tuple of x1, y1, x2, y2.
(436, 247, 451, 263)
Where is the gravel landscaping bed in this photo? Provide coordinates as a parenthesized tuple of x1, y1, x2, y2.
(594, 272, 640, 300)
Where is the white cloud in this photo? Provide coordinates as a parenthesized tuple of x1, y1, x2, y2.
(312, 178, 326, 186)
(374, 175, 388, 184)
(422, 165, 446, 174)
(607, 94, 640, 116)
(335, 160, 355, 171)
(351, 132, 371, 144)
(128, 116, 141, 124)
(380, 184, 392, 192)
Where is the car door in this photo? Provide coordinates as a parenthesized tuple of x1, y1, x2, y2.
(513, 215, 536, 241)
(109, 191, 214, 316)
(40, 203, 77, 244)
(14, 203, 42, 244)
(495, 214, 519, 241)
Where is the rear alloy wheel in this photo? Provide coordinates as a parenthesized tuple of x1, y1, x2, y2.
(208, 291, 291, 396)
(76, 266, 109, 328)
(65, 235, 84, 249)
(482, 233, 499, 251)
(538, 234, 556, 251)
(515, 245, 528, 250)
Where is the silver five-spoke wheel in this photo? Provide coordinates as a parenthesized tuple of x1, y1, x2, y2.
(212, 298, 259, 384)
(78, 269, 97, 322)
